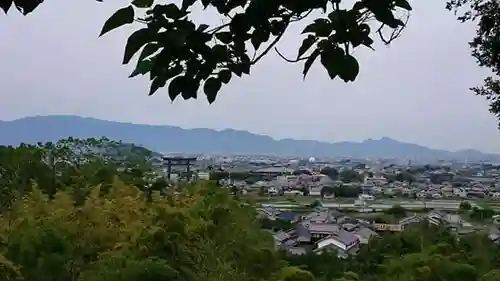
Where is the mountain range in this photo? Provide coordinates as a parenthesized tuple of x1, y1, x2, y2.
(0, 115, 497, 162)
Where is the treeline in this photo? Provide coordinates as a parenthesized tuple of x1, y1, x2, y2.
(211, 167, 419, 186)
(0, 137, 168, 208)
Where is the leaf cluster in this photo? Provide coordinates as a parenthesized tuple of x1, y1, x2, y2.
(0, 0, 44, 15)
(100, 0, 411, 103)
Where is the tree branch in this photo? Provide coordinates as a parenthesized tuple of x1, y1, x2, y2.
(274, 47, 310, 63)
(208, 23, 230, 34)
(377, 13, 410, 45)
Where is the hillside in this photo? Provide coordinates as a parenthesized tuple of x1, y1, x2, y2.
(0, 115, 497, 161)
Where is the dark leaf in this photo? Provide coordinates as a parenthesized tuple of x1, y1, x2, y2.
(0, 0, 12, 14)
(197, 24, 210, 32)
(338, 54, 359, 82)
(389, 18, 405, 28)
(298, 35, 316, 58)
(181, 78, 198, 100)
(204, 77, 222, 104)
(14, 0, 42, 15)
(123, 28, 152, 65)
(229, 64, 243, 77)
(149, 76, 167, 96)
(320, 46, 344, 79)
(230, 13, 250, 35)
(99, 5, 134, 37)
(303, 49, 320, 79)
(181, 0, 196, 10)
(240, 63, 250, 75)
(168, 76, 185, 100)
(251, 28, 270, 50)
(270, 20, 287, 36)
(371, 7, 401, 29)
(160, 3, 183, 19)
(129, 59, 153, 78)
(131, 0, 153, 8)
(348, 28, 366, 48)
(228, 0, 246, 9)
(212, 0, 229, 14)
(395, 0, 412, 11)
(196, 62, 215, 81)
(138, 43, 159, 62)
(201, 0, 211, 8)
(302, 19, 332, 37)
(212, 44, 229, 61)
(218, 69, 231, 84)
(363, 37, 374, 48)
(215, 32, 232, 44)
(166, 64, 184, 80)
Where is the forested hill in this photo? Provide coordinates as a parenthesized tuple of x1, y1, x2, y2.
(0, 115, 497, 161)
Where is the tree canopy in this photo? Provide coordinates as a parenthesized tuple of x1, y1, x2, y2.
(0, 180, 281, 281)
(0, 0, 411, 104)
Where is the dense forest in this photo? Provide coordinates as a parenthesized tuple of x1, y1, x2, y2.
(1, 138, 500, 281)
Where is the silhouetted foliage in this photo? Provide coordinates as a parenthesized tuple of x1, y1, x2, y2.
(447, 0, 500, 126)
(0, 0, 411, 104)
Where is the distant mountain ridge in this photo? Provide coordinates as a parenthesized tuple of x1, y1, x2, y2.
(0, 115, 497, 162)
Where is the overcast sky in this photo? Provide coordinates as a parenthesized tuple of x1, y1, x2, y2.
(0, 0, 499, 152)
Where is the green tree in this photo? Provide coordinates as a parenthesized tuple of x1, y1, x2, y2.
(339, 169, 363, 183)
(460, 201, 472, 211)
(0, 180, 283, 281)
(0, 144, 54, 208)
(446, 0, 500, 125)
(385, 204, 407, 219)
(320, 185, 335, 198)
(469, 206, 495, 221)
(320, 167, 339, 180)
(395, 171, 416, 183)
(260, 217, 293, 231)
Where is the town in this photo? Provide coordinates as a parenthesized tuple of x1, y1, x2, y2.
(147, 154, 500, 259)
(158, 154, 500, 202)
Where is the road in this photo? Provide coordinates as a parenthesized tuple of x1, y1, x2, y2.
(262, 199, 498, 211)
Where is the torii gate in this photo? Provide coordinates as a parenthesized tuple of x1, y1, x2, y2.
(162, 156, 197, 180)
